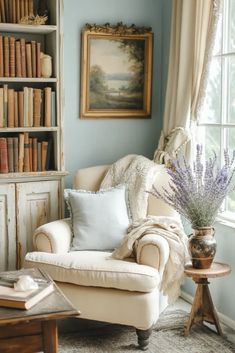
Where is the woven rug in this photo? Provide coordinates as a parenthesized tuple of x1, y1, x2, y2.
(57, 309, 235, 353)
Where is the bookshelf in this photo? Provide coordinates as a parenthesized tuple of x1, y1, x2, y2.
(0, 0, 66, 270)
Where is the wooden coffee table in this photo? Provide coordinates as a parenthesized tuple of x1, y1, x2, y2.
(0, 272, 80, 353)
(184, 262, 231, 336)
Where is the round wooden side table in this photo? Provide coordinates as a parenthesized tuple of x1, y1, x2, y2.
(184, 262, 231, 336)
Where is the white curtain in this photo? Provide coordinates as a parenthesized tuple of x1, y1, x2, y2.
(154, 0, 220, 164)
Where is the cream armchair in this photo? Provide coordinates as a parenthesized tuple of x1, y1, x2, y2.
(24, 163, 180, 350)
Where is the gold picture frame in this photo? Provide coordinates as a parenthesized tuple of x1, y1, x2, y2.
(80, 22, 153, 119)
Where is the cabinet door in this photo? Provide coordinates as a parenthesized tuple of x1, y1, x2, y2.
(0, 184, 16, 271)
(16, 180, 61, 268)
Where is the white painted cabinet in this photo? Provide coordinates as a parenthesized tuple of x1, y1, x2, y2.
(0, 184, 16, 271)
(0, 180, 60, 270)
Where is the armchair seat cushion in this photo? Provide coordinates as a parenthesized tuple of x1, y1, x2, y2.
(25, 251, 160, 293)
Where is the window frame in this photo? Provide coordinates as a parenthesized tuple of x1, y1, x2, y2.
(197, 0, 235, 221)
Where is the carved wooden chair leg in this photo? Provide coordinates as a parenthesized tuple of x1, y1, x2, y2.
(136, 328, 152, 351)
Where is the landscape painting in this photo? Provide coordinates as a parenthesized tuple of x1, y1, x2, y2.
(80, 24, 153, 118)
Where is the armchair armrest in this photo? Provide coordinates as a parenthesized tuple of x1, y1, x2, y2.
(33, 218, 72, 254)
(136, 233, 170, 277)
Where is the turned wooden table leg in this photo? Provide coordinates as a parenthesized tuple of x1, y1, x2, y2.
(136, 328, 152, 351)
(185, 278, 223, 336)
(42, 320, 58, 353)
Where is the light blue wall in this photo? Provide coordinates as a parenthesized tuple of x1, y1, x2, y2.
(63, 0, 164, 187)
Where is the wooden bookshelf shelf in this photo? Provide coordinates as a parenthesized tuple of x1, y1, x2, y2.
(0, 24, 57, 34)
(0, 170, 68, 180)
(0, 127, 58, 132)
(0, 77, 57, 82)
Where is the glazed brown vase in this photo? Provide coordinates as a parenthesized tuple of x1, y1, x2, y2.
(188, 227, 217, 269)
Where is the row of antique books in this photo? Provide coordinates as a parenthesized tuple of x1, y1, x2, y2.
(0, 133, 52, 173)
(0, 85, 56, 127)
(0, 35, 44, 78)
(0, 0, 35, 23)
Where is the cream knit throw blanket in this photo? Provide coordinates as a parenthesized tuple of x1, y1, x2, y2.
(101, 155, 189, 303)
(100, 154, 158, 221)
(112, 216, 189, 303)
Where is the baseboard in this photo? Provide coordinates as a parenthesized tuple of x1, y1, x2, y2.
(180, 290, 235, 331)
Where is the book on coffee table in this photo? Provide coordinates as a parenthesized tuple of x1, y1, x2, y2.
(0, 268, 54, 310)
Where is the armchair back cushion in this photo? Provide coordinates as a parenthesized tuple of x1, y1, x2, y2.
(73, 161, 179, 220)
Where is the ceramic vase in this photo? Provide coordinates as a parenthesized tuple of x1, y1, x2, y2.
(188, 227, 217, 269)
(41, 54, 52, 78)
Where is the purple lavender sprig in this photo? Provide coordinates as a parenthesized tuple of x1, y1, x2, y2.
(149, 145, 235, 228)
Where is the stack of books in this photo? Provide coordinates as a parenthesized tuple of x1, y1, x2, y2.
(0, 85, 56, 128)
(0, 34, 44, 78)
(0, 0, 35, 24)
(0, 134, 52, 173)
(0, 268, 54, 310)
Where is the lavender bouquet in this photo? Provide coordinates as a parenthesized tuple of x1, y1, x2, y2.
(150, 145, 235, 228)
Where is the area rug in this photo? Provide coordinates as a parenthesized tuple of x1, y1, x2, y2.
(58, 309, 235, 353)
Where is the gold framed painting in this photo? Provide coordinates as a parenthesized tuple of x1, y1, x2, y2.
(80, 23, 153, 119)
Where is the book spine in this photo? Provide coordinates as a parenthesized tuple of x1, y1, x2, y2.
(28, 0, 33, 16)
(26, 42, 32, 78)
(20, 38, 26, 77)
(18, 133, 24, 172)
(44, 87, 51, 127)
(32, 137, 37, 172)
(31, 40, 36, 78)
(3, 84, 8, 127)
(24, 0, 28, 17)
(36, 42, 41, 78)
(15, 40, 22, 77)
(20, 0, 24, 20)
(9, 36, 16, 77)
(33, 88, 41, 127)
(0, 88, 3, 128)
(7, 88, 15, 127)
(0, 0, 6, 23)
(0, 137, 8, 173)
(13, 136, 19, 172)
(0, 35, 4, 77)
(29, 136, 32, 171)
(23, 86, 28, 127)
(45, 138, 52, 170)
(12, 0, 16, 23)
(16, 0, 20, 23)
(51, 91, 56, 126)
(14, 91, 18, 127)
(18, 90, 24, 127)
(8, 0, 13, 23)
(28, 87, 33, 127)
(37, 141, 42, 172)
(4, 0, 9, 22)
(41, 140, 48, 171)
(7, 137, 14, 172)
(4, 36, 9, 77)
(23, 132, 30, 172)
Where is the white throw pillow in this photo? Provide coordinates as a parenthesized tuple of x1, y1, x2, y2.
(64, 185, 130, 251)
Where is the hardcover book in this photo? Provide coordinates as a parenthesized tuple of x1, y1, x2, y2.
(0, 268, 54, 310)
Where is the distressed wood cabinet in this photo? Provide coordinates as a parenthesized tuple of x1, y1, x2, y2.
(0, 1, 66, 270)
(0, 184, 16, 270)
(0, 180, 61, 270)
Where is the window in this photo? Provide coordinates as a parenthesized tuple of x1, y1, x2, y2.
(197, 0, 235, 219)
